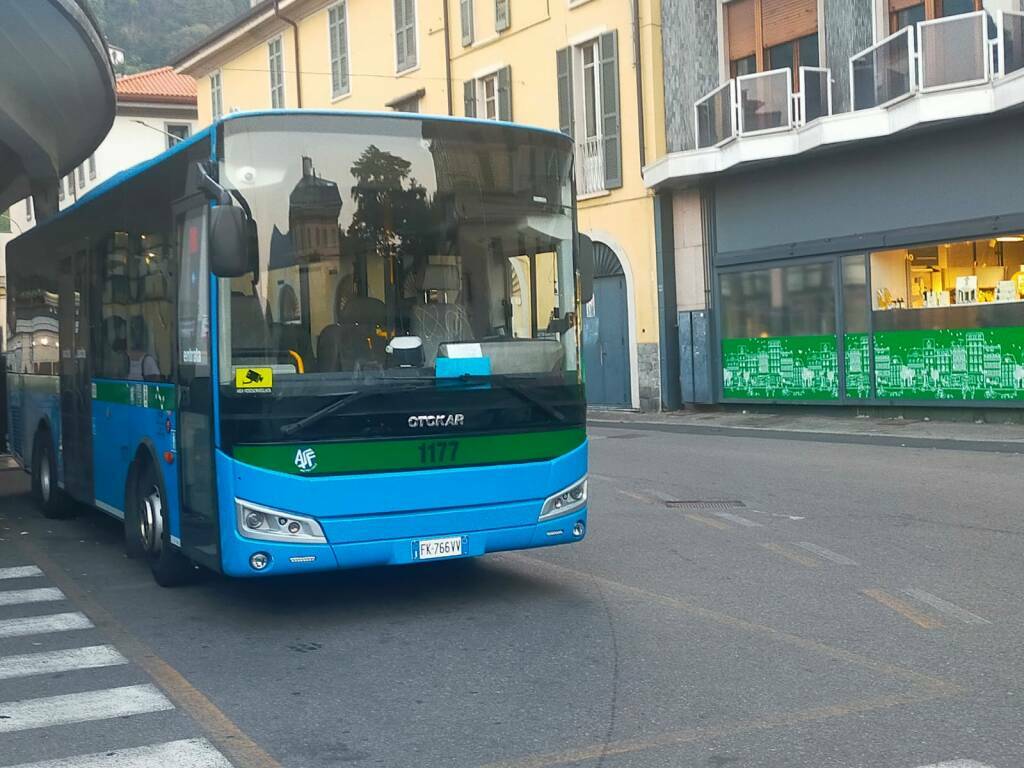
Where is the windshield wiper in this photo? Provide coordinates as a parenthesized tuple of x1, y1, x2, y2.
(279, 382, 433, 436)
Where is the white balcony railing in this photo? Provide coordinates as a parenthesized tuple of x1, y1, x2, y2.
(797, 66, 833, 124)
(850, 26, 917, 111)
(737, 68, 794, 136)
(997, 10, 1024, 77)
(918, 10, 990, 92)
(694, 80, 736, 149)
(575, 135, 605, 196)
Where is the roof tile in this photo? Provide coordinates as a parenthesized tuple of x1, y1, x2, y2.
(116, 66, 196, 104)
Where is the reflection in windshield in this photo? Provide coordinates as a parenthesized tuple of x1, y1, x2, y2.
(220, 115, 577, 388)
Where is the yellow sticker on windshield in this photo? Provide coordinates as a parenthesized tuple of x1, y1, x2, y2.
(235, 367, 273, 392)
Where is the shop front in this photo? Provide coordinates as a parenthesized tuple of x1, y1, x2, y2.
(708, 114, 1024, 408)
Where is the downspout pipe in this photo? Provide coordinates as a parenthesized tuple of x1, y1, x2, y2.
(442, 0, 454, 115)
(274, 0, 303, 108)
(631, 0, 646, 168)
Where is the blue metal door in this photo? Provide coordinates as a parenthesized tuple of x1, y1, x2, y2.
(582, 242, 630, 406)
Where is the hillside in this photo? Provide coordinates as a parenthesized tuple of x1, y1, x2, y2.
(90, 0, 250, 73)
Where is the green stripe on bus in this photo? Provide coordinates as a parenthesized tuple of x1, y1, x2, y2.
(233, 427, 587, 476)
(92, 380, 176, 410)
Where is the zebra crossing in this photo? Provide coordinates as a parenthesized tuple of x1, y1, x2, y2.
(0, 561, 233, 767)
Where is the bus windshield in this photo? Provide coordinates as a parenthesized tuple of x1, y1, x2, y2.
(219, 114, 578, 392)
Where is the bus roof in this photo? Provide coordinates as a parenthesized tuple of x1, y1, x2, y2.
(21, 110, 570, 240)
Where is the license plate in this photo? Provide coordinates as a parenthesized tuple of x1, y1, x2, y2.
(417, 536, 463, 560)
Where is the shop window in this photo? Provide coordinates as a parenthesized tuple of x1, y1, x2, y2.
(869, 235, 1024, 401)
(841, 255, 870, 399)
(720, 262, 838, 401)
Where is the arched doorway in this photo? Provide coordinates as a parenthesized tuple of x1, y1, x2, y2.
(582, 241, 631, 407)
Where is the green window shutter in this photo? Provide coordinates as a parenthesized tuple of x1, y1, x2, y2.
(495, 0, 510, 32)
(599, 31, 622, 189)
(460, 0, 474, 45)
(556, 47, 574, 137)
(497, 66, 512, 121)
(464, 79, 477, 117)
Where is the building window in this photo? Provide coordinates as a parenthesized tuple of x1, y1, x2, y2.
(463, 67, 512, 121)
(388, 90, 423, 112)
(889, 0, 980, 32)
(394, 0, 417, 72)
(731, 55, 756, 78)
(77, 165, 86, 189)
(555, 34, 622, 192)
(268, 37, 285, 108)
(495, 0, 511, 32)
(0, 209, 9, 234)
(165, 123, 191, 149)
(328, 2, 350, 99)
(25, 196, 33, 221)
(211, 70, 224, 119)
(460, 0, 474, 46)
(58, 180, 65, 202)
(725, 0, 818, 89)
(88, 154, 97, 180)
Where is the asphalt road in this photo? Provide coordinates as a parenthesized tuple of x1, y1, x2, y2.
(1, 426, 1022, 768)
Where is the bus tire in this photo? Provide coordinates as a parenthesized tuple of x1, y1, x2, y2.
(129, 459, 195, 588)
(31, 429, 71, 519)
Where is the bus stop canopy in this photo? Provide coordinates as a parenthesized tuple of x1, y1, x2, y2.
(0, 0, 115, 217)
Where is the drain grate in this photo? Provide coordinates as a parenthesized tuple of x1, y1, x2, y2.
(664, 500, 746, 510)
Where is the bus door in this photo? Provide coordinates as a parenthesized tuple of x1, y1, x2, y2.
(57, 244, 93, 502)
(174, 199, 219, 570)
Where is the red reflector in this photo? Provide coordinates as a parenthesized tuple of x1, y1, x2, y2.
(163, 451, 175, 464)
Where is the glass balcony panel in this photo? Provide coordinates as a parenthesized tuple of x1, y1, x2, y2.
(851, 29, 914, 110)
(919, 12, 988, 91)
(1002, 11, 1024, 75)
(737, 69, 791, 135)
(800, 67, 831, 124)
(695, 81, 735, 149)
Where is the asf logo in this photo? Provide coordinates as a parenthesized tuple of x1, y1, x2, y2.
(294, 447, 318, 473)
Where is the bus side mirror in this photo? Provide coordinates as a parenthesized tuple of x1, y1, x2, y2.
(209, 205, 256, 277)
(578, 233, 595, 304)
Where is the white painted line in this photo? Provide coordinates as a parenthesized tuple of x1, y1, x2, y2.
(712, 512, 762, 527)
(616, 488, 656, 504)
(903, 589, 991, 625)
(0, 588, 65, 607)
(0, 684, 174, 733)
(914, 761, 995, 768)
(0, 566, 43, 580)
(0, 612, 93, 639)
(0, 645, 128, 681)
(793, 542, 858, 566)
(644, 488, 677, 502)
(0, 738, 234, 768)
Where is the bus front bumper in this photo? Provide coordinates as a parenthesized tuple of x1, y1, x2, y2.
(220, 507, 587, 577)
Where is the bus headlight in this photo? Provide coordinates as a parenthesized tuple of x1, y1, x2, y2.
(539, 477, 587, 521)
(236, 500, 327, 543)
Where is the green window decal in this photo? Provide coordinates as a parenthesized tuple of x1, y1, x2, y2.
(844, 333, 871, 400)
(722, 335, 839, 401)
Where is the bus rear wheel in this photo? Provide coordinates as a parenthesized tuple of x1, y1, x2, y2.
(129, 461, 195, 588)
(31, 431, 70, 519)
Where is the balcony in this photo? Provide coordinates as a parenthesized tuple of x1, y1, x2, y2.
(649, 10, 1024, 188)
(575, 135, 606, 197)
(694, 67, 832, 149)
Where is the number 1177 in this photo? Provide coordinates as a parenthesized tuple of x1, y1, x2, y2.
(418, 441, 459, 464)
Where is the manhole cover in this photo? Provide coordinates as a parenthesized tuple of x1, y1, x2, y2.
(664, 500, 746, 510)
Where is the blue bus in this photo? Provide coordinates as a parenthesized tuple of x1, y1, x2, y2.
(4, 111, 592, 586)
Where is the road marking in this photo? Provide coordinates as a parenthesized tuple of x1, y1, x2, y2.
(863, 589, 943, 629)
(0, 684, 174, 733)
(0, 645, 128, 681)
(713, 512, 762, 527)
(616, 488, 656, 504)
(914, 762, 995, 768)
(760, 542, 821, 568)
(0, 587, 65, 607)
(903, 589, 991, 625)
(0, 738, 235, 768)
(644, 488, 677, 502)
(684, 513, 732, 531)
(14, 541, 283, 768)
(0, 566, 43, 580)
(0, 612, 93, 639)
(793, 542, 858, 566)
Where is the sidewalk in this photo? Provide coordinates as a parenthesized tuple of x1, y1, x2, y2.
(589, 408, 1024, 453)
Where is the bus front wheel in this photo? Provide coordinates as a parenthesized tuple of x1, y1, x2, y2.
(31, 430, 70, 519)
(127, 460, 195, 587)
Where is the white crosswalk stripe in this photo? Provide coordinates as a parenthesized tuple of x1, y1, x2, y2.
(0, 645, 128, 681)
(0, 566, 43, 581)
(0, 684, 174, 734)
(0, 588, 65, 607)
(0, 738, 234, 768)
(903, 589, 991, 625)
(915, 761, 995, 768)
(0, 612, 92, 639)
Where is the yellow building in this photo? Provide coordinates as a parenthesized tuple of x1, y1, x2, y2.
(174, 0, 666, 409)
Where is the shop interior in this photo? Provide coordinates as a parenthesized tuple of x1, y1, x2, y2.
(871, 235, 1024, 310)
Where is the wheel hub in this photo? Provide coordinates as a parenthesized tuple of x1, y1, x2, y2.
(39, 452, 51, 502)
(139, 485, 163, 555)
